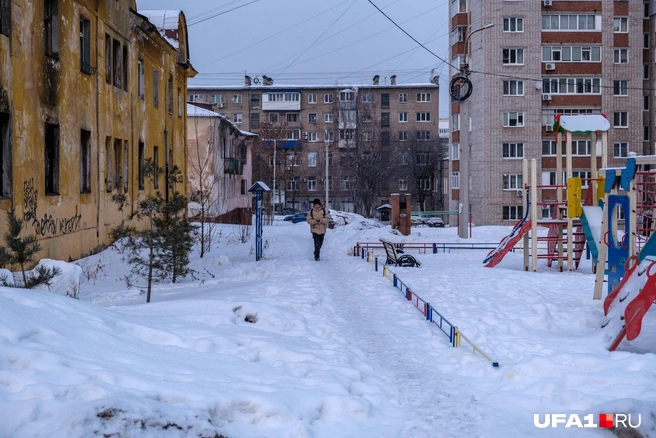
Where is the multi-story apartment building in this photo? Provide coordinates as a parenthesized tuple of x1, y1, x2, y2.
(189, 75, 442, 216)
(449, 0, 648, 226)
(0, 1, 196, 261)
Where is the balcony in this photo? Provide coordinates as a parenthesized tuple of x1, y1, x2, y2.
(224, 158, 238, 174)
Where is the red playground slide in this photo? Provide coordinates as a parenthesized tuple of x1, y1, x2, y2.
(484, 220, 532, 268)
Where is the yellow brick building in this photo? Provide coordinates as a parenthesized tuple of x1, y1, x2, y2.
(0, 1, 196, 262)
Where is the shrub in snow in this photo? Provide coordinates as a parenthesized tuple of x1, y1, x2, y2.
(0, 209, 60, 289)
(0, 268, 14, 286)
(32, 259, 82, 299)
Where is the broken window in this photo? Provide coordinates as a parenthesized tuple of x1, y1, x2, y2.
(44, 123, 60, 195)
(80, 129, 91, 193)
(44, 0, 59, 57)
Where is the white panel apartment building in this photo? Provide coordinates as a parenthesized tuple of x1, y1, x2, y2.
(449, 0, 648, 225)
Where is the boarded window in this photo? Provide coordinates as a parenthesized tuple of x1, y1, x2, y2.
(44, 0, 59, 57)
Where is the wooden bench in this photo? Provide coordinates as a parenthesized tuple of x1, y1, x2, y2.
(379, 239, 421, 267)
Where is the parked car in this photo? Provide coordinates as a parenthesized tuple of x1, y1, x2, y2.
(284, 212, 308, 223)
(281, 207, 301, 215)
(425, 217, 445, 228)
(284, 211, 336, 228)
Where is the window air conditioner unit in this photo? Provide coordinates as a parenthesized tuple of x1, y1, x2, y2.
(517, 189, 524, 197)
(545, 63, 556, 71)
(545, 125, 554, 132)
(542, 94, 552, 101)
(543, 0, 552, 6)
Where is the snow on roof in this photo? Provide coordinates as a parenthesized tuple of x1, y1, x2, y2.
(557, 115, 611, 133)
(240, 129, 257, 137)
(140, 10, 181, 49)
(186, 104, 221, 118)
(188, 83, 439, 91)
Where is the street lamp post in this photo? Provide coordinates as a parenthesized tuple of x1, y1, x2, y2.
(325, 131, 329, 207)
(458, 23, 494, 239)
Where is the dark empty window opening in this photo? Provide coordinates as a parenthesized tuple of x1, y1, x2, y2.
(153, 70, 159, 107)
(1, 0, 12, 37)
(153, 146, 159, 189)
(122, 45, 128, 91)
(80, 16, 91, 74)
(0, 112, 11, 198)
(105, 34, 111, 83)
(168, 75, 173, 114)
(113, 138, 122, 192)
(44, 0, 59, 57)
(105, 137, 112, 192)
(123, 140, 129, 192)
(44, 122, 60, 195)
(138, 141, 145, 190)
(80, 129, 91, 193)
(112, 39, 122, 89)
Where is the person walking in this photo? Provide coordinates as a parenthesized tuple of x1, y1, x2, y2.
(306, 198, 331, 261)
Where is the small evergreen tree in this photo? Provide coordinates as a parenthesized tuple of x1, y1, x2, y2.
(0, 209, 60, 288)
(111, 160, 196, 302)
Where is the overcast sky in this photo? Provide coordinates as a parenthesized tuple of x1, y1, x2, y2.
(136, 0, 451, 116)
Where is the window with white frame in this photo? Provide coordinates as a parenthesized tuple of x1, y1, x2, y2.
(542, 139, 559, 156)
(416, 93, 431, 102)
(232, 94, 242, 103)
(452, 113, 460, 131)
(340, 176, 350, 190)
(308, 132, 317, 142)
(362, 93, 372, 103)
(340, 90, 355, 102)
(542, 77, 601, 94)
(503, 205, 523, 221)
(503, 142, 524, 158)
(503, 112, 524, 127)
(362, 131, 372, 141)
(614, 48, 628, 64)
(645, 64, 650, 79)
(420, 178, 431, 190)
(503, 48, 524, 65)
(503, 17, 523, 32)
(398, 131, 407, 141)
(541, 14, 598, 31)
(308, 94, 317, 103)
(308, 152, 317, 167)
(451, 26, 467, 45)
(399, 152, 408, 165)
(645, 126, 650, 141)
(614, 142, 628, 157)
(398, 179, 408, 191)
(399, 93, 408, 102)
(308, 177, 317, 191)
(308, 113, 317, 123)
(324, 131, 334, 142)
(572, 171, 592, 188)
(233, 113, 242, 123)
(451, 143, 460, 160)
(571, 139, 591, 155)
(416, 112, 431, 122)
(324, 113, 333, 123)
(451, 0, 466, 14)
(286, 151, 299, 166)
(451, 172, 460, 189)
(613, 17, 628, 33)
(324, 94, 333, 104)
(268, 113, 279, 123)
(645, 95, 650, 111)
(416, 131, 431, 141)
(503, 80, 524, 96)
(286, 177, 299, 191)
(287, 113, 299, 123)
(613, 80, 628, 96)
(362, 111, 372, 123)
(645, 33, 650, 49)
(614, 112, 628, 128)
(542, 46, 601, 62)
(399, 112, 408, 122)
(416, 152, 429, 165)
(503, 174, 523, 190)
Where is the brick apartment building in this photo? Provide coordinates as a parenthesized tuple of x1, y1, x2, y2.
(188, 75, 443, 216)
(450, 0, 650, 225)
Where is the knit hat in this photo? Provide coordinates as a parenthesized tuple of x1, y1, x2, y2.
(313, 198, 322, 206)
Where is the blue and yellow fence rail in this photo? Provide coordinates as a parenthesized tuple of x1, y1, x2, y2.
(364, 250, 499, 367)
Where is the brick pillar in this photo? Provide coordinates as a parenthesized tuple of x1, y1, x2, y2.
(398, 193, 412, 236)
(391, 193, 400, 230)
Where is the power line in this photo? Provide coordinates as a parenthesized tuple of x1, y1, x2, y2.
(188, 1, 259, 27)
(273, 1, 357, 79)
(365, 0, 459, 71)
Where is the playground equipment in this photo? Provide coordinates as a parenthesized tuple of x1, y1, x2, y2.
(485, 114, 610, 271)
(594, 155, 656, 350)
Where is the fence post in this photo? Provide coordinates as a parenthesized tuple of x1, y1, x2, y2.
(433, 243, 437, 254)
(393, 274, 397, 288)
(426, 303, 432, 321)
(406, 288, 412, 300)
(375, 256, 378, 271)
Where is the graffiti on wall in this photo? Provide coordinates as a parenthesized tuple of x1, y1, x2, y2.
(23, 178, 82, 236)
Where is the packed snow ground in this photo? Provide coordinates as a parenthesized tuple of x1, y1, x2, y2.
(1, 212, 656, 438)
